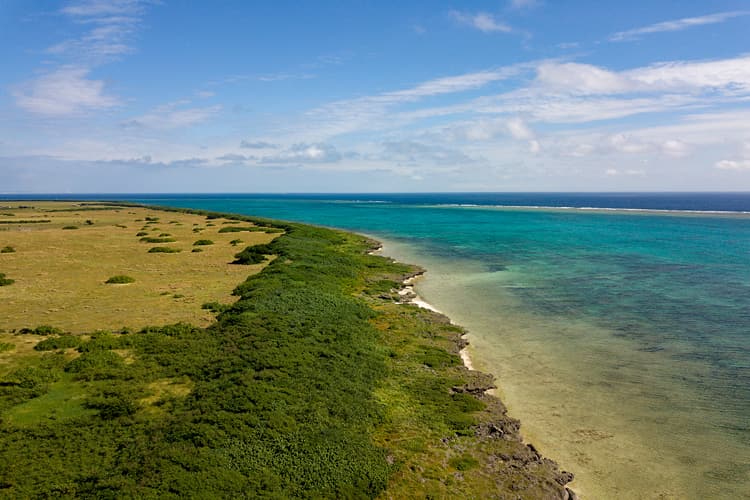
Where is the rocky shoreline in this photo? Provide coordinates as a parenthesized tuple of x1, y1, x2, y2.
(388, 261, 578, 499)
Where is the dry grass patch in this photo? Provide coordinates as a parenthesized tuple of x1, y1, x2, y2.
(0, 202, 280, 333)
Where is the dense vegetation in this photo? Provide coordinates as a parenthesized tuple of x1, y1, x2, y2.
(0, 206, 572, 498)
(105, 275, 136, 284)
(0, 273, 14, 286)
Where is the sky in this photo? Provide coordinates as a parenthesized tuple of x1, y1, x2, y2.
(1, 0, 750, 193)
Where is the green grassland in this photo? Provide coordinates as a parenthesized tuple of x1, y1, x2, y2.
(0, 202, 572, 498)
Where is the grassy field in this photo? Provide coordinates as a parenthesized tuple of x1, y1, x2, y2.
(0, 202, 278, 333)
(0, 202, 572, 498)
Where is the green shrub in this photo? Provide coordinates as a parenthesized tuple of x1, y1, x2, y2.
(232, 243, 274, 265)
(85, 392, 137, 419)
(218, 226, 268, 233)
(19, 325, 64, 335)
(62, 225, 78, 230)
(0, 342, 14, 353)
(65, 350, 125, 381)
(136, 231, 148, 236)
(140, 237, 176, 243)
(0, 273, 14, 286)
(449, 455, 479, 471)
(1, 245, 15, 253)
(201, 302, 229, 314)
(193, 239, 214, 246)
(105, 275, 135, 284)
(158, 233, 171, 237)
(230, 239, 242, 246)
(34, 335, 82, 351)
(85, 220, 94, 225)
(192, 248, 203, 253)
(144, 216, 159, 222)
(148, 246, 181, 253)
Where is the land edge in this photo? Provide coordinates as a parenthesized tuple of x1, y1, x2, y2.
(369, 240, 578, 499)
(3, 200, 577, 497)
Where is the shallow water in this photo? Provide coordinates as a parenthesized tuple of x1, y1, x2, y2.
(31, 193, 748, 499)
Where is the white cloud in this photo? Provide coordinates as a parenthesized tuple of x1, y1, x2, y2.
(61, 0, 145, 18)
(506, 118, 534, 140)
(661, 139, 690, 157)
(715, 159, 750, 170)
(13, 66, 120, 116)
(450, 11, 513, 33)
(533, 56, 750, 95)
(610, 11, 749, 42)
(240, 140, 278, 149)
(124, 102, 222, 129)
(262, 143, 342, 164)
(51, 0, 149, 63)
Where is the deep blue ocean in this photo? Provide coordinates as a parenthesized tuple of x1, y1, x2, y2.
(4, 192, 749, 498)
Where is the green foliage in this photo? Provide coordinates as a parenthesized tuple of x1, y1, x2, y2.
(0, 208, 519, 498)
(193, 239, 213, 246)
(64, 350, 126, 381)
(148, 246, 181, 253)
(34, 335, 82, 351)
(0, 341, 14, 352)
(84, 391, 137, 419)
(136, 231, 148, 236)
(158, 233, 171, 237)
(85, 220, 94, 225)
(219, 226, 271, 233)
(1, 245, 15, 253)
(231, 243, 275, 265)
(449, 454, 480, 471)
(140, 236, 177, 243)
(0, 220, 51, 224)
(201, 302, 229, 314)
(192, 248, 203, 253)
(229, 239, 242, 246)
(144, 216, 160, 222)
(0, 272, 14, 286)
(19, 325, 64, 335)
(105, 275, 135, 284)
(62, 225, 78, 230)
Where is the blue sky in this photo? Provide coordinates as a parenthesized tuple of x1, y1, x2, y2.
(1, 0, 750, 193)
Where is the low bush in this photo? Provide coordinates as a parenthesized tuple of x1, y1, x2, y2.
(34, 335, 82, 351)
(231, 243, 275, 265)
(0, 273, 15, 286)
(148, 246, 181, 253)
(193, 239, 214, 246)
(136, 231, 148, 236)
(62, 225, 78, 230)
(0, 342, 14, 353)
(1, 246, 15, 253)
(201, 302, 229, 314)
(230, 239, 242, 246)
(140, 237, 176, 243)
(192, 248, 203, 253)
(19, 325, 64, 335)
(105, 275, 135, 284)
(158, 233, 171, 237)
(218, 226, 269, 233)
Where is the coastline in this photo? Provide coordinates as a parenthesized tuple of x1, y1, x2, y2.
(369, 244, 476, 371)
(370, 242, 577, 499)
(400, 273, 475, 371)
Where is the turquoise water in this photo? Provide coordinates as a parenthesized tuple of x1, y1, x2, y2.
(114, 195, 750, 498)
